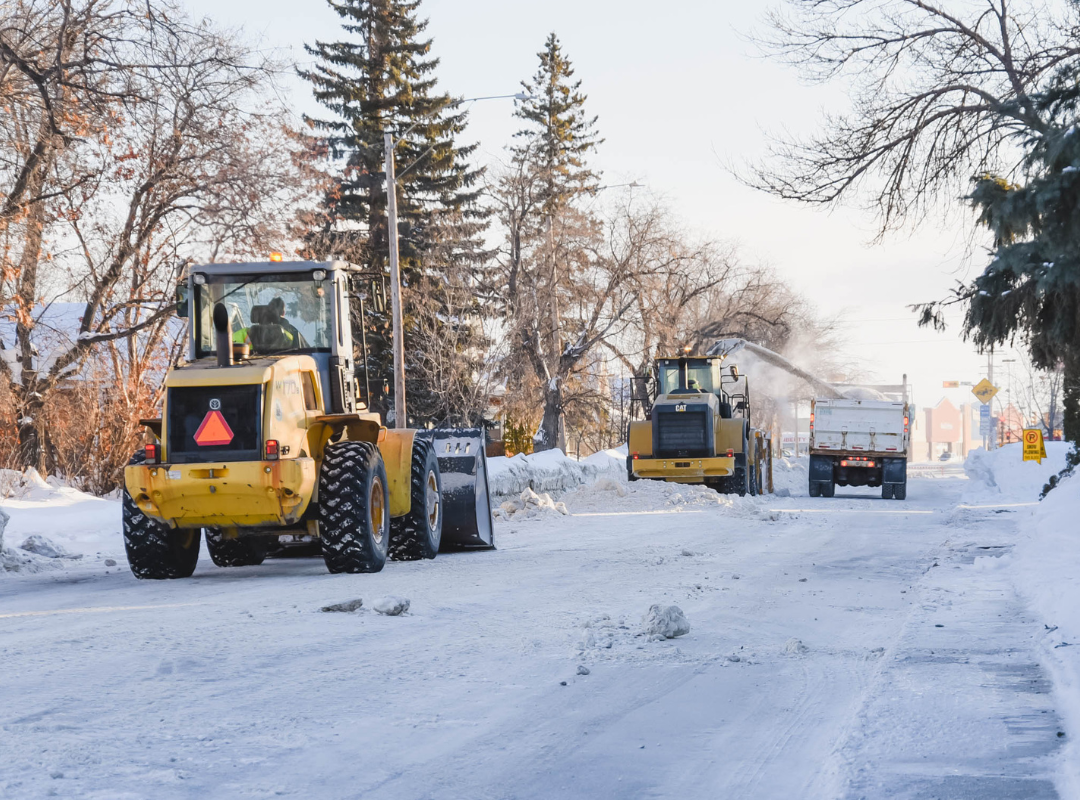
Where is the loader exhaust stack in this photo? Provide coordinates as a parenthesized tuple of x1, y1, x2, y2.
(213, 302, 232, 368)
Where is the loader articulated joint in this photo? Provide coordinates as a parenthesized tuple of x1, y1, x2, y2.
(213, 302, 232, 367)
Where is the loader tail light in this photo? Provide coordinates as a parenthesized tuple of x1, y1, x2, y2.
(144, 443, 158, 464)
(726, 449, 734, 457)
(265, 439, 280, 460)
(632, 452, 639, 459)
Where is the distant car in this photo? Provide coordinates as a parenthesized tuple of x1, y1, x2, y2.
(938, 452, 953, 462)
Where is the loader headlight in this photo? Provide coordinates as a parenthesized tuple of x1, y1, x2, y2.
(193, 273, 206, 285)
(312, 269, 327, 281)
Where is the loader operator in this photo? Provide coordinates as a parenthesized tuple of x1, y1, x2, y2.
(232, 296, 308, 353)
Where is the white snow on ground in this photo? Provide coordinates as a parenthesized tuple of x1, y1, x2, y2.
(0, 448, 1077, 798)
(487, 445, 625, 498)
(962, 442, 1080, 795)
(0, 469, 119, 574)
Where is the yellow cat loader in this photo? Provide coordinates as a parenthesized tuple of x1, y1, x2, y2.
(122, 259, 494, 579)
(626, 354, 771, 496)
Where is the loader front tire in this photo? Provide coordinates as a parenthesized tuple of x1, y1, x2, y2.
(390, 438, 442, 561)
(122, 453, 200, 580)
(319, 441, 390, 574)
(205, 529, 268, 568)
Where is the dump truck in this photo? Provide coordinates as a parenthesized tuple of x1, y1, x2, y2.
(626, 353, 771, 495)
(122, 259, 494, 579)
(808, 398, 910, 499)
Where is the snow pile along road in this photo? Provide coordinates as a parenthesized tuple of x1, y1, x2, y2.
(967, 443, 1080, 794)
(961, 442, 1069, 502)
(0, 468, 120, 573)
(487, 446, 625, 499)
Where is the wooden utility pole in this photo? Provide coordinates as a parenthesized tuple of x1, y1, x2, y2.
(384, 132, 406, 427)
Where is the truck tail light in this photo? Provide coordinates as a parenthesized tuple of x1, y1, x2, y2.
(144, 443, 158, 464)
(265, 439, 280, 460)
(810, 412, 815, 432)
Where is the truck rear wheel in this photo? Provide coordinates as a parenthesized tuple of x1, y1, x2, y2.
(808, 481, 821, 498)
(892, 481, 907, 501)
(205, 529, 267, 567)
(319, 441, 390, 574)
(390, 438, 442, 561)
(122, 453, 201, 579)
(821, 481, 835, 498)
(882, 484, 894, 500)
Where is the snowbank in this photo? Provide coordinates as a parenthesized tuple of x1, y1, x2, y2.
(772, 456, 807, 497)
(962, 442, 1070, 503)
(487, 445, 626, 499)
(0, 468, 120, 572)
(998, 465, 1080, 794)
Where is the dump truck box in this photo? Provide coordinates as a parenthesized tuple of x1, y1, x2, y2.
(808, 398, 910, 499)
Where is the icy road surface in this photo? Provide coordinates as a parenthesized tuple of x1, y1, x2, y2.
(0, 475, 1068, 799)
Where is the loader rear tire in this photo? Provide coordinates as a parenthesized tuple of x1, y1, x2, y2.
(390, 438, 442, 561)
(122, 453, 201, 580)
(205, 529, 267, 567)
(748, 464, 758, 497)
(319, 441, 390, 574)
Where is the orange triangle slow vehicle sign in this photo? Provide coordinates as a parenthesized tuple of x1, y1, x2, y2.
(193, 410, 234, 447)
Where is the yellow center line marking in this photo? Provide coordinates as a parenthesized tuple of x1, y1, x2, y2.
(0, 602, 204, 620)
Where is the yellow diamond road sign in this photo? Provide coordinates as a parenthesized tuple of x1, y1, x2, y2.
(971, 379, 999, 404)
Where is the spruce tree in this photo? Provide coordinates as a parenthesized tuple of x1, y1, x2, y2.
(512, 33, 602, 212)
(300, 0, 487, 424)
(951, 71, 1080, 447)
(501, 33, 603, 451)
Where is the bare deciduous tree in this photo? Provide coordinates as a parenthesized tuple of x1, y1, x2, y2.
(0, 0, 308, 475)
(751, 0, 1080, 232)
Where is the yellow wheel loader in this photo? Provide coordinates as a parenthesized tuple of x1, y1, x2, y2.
(626, 354, 772, 496)
(122, 260, 494, 579)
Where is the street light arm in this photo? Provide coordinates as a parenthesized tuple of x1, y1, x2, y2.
(389, 92, 531, 149)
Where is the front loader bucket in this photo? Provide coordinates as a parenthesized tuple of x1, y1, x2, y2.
(415, 428, 495, 550)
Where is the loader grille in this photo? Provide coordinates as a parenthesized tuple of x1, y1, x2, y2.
(166, 385, 262, 464)
(654, 408, 711, 457)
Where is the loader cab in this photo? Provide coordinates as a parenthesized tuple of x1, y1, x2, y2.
(656, 357, 736, 419)
(184, 260, 360, 414)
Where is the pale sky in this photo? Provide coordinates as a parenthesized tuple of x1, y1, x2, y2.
(184, 0, 1027, 413)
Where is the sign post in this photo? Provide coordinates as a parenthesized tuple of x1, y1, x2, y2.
(1022, 429, 1046, 464)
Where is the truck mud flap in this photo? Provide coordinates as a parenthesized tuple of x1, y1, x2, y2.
(882, 457, 907, 484)
(415, 428, 495, 550)
(809, 454, 834, 482)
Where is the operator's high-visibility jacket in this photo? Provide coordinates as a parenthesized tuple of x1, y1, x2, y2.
(232, 326, 296, 347)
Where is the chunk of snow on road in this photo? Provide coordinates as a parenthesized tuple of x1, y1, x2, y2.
(19, 533, 82, 559)
(493, 488, 569, 520)
(321, 599, 363, 613)
(373, 596, 410, 616)
(641, 604, 690, 639)
(785, 637, 809, 655)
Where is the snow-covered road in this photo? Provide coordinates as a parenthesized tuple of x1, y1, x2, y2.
(0, 465, 1071, 799)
